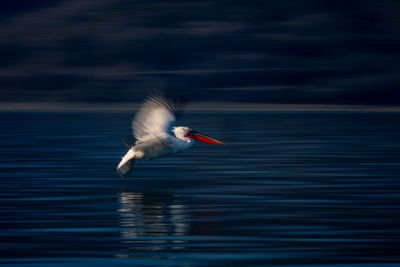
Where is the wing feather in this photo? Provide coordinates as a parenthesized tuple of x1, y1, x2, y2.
(132, 95, 175, 144)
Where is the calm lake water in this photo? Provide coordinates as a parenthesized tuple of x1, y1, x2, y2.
(1, 112, 399, 266)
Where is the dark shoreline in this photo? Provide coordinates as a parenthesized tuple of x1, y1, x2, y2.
(1, 102, 400, 112)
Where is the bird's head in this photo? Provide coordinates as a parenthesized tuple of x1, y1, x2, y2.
(173, 126, 226, 145)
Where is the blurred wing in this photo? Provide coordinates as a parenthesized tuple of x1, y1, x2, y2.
(132, 95, 176, 143)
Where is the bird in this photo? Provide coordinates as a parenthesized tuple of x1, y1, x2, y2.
(117, 94, 226, 177)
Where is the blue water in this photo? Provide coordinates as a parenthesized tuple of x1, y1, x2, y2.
(1, 112, 399, 266)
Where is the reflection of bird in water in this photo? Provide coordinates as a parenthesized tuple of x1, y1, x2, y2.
(116, 191, 189, 255)
(117, 95, 226, 177)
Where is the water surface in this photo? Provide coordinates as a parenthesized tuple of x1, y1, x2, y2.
(1, 112, 399, 266)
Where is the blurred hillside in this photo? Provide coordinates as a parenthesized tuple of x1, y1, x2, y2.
(0, 0, 399, 104)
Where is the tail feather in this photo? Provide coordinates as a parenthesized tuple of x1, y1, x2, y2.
(117, 149, 135, 177)
(117, 158, 134, 177)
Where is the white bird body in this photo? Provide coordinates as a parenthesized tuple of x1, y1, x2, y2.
(126, 134, 194, 161)
(117, 95, 225, 177)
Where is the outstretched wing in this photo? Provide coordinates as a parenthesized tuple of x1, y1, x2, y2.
(132, 95, 176, 144)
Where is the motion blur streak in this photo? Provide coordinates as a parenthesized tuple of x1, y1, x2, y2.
(0, 0, 399, 105)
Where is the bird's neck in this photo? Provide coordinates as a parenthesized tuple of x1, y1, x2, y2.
(175, 134, 192, 143)
(173, 136, 194, 151)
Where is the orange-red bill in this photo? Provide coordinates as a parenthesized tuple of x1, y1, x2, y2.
(185, 130, 226, 145)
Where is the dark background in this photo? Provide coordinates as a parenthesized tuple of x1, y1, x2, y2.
(0, 0, 399, 104)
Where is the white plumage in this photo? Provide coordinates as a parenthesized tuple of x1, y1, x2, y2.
(132, 95, 175, 144)
(117, 95, 225, 177)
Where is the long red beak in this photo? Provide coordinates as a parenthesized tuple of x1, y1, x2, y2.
(185, 130, 226, 145)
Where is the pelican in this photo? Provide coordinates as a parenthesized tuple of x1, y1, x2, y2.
(117, 95, 225, 177)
